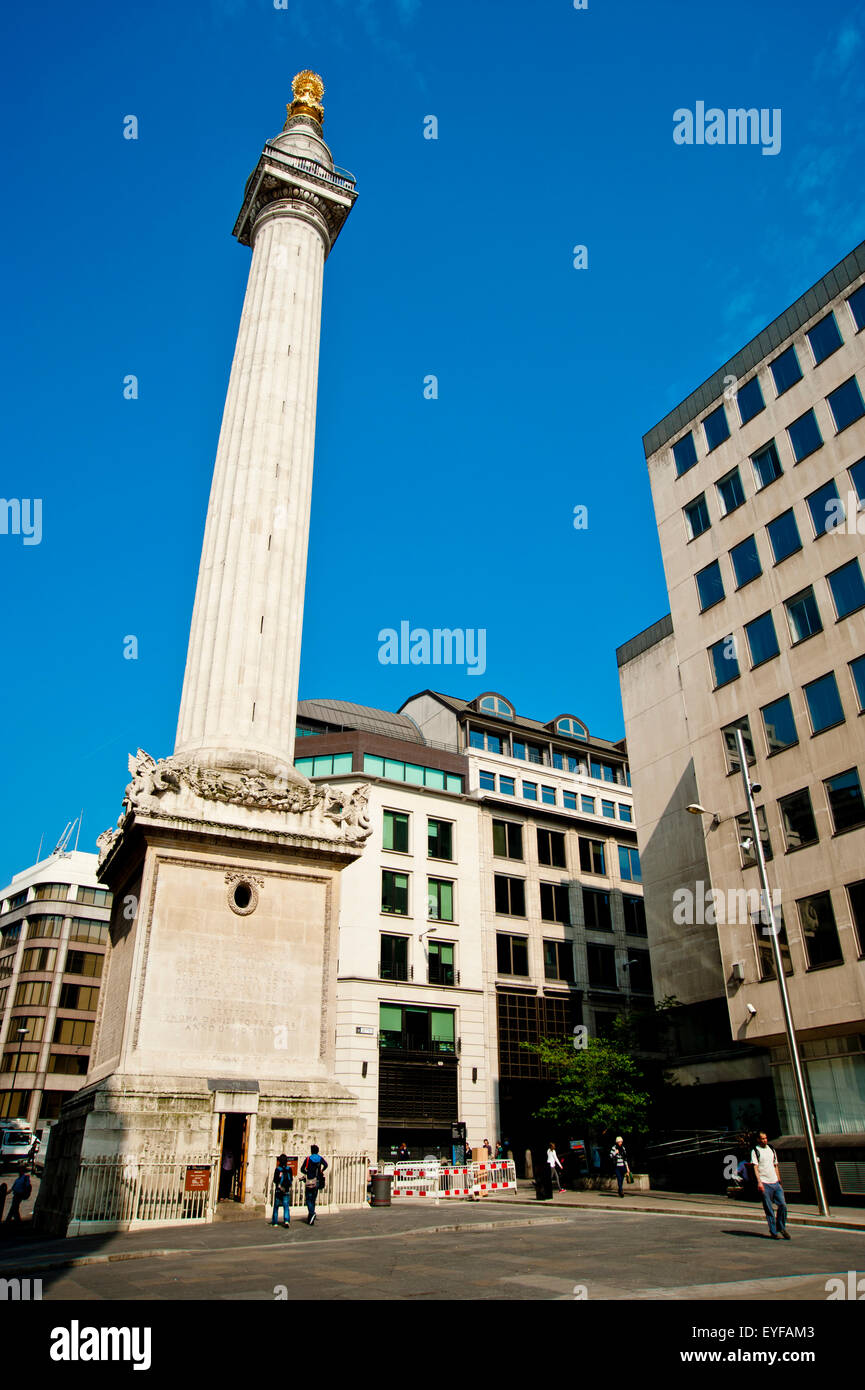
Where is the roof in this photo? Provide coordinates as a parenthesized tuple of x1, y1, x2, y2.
(297, 699, 426, 744)
(643, 239, 865, 457)
(616, 614, 675, 667)
(400, 690, 624, 754)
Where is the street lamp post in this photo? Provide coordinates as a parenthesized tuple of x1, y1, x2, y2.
(734, 728, 829, 1216)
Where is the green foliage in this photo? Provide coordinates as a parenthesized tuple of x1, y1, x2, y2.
(522, 1034, 653, 1134)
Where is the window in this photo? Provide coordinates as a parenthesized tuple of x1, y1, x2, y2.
(696, 560, 725, 611)
(543, 939, 574, 982)
(541, 785, 556, 806)
(493, 820, 523, 859)
(48, 1054, 89, 1076)
(64, 950, 103, 978)
(807, 311, 843, 365)
(827, 377, 865, 432)
(618, 804, 632, 823)
(785, 588, 823, 644)
(479, 770, 495, 791)
(850, 457, 865, 505)
(751, 440, 783, 489)
(709, 635, 740, 688)
(381, 870, 409, 916)
(804, 672, 844, 734)
(703, 404, 730, 451)
(579, 838, 606, 875)
(294, 753, 354, 778)
(77, 886, 111, 907)
(806, 479, 843, 537)
(380, 935, 409, 981)
(673, 432, 698, 475)
(770, 345, 802, 395)
(522, 781, 538, 802)
(617, 846, 641, 882)
(479, 695, 513, 718)
(737, 375, 765, 425)
(847, 881, 865, 954)
(540, 883, 571, 926)
(729, 535, 762, 588)
(513, 740, 544, 764)
(849, 655, 865, 711)
(583, 888, 612, 931)
(537, 829, 566, 868)
(499, 775, 515, 796)
(601, 799, 615, 819)
(587, 943, 617, 989)
(787, 408, 823, 462)
(626, 950, 653, 994)
(427, 819, 453, 860)
(753, 907, 793, 980)
(7, 1016, 44, 1044)
(427, 879, 454, 922)
(469, 727, 506, 754)
(797, 892, 843, 969)
(32, 883, 69, 903)
(58, 983, 100, 1011)
(552, 752, 580, 772)
(684, 494, 710, 539)
(848, 284, 865, 332)
(716, 468, 745, 516)
(767, 509, 802, 563)
(827, 559, 865, 619)
(53, 1011, 93, 1045)
(581, 795, 595, 814)
(744, 611, 779, 667)
(26, 915, 64, 941)
(623, 895, 647, 936)
(494, 875, 526, 917)
(563, 792, 577, 810)
(1, 1052, 38, 1074)
(362, 755, 463, 794)
(1, 924, 22, 947)
(736, 807, 772, 867)
(824, 768, 865, 833)
(761, 695, 798, 754)
(556, 717, 588, 740)
(69, 919, 109, 946)
(497, 933, 529, 975)
(428, 940, 455, 986)
(14, 981, 50, 1008)
(722, 717, 755, 773)
(4, 891, 28, 911)
(0, 954, 14, 981)
(383, 810, 409, 853)
(778, 788, 819, 852)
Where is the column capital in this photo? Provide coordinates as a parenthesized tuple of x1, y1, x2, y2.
(233, 144, 358, 255)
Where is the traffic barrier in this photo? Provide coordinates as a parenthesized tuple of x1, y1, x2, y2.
(380, 1159, 517, 1200)
(439, 1165, 473, 1197)
(475, 1160, 516, 1194)
(389, 1162, 439, 1198)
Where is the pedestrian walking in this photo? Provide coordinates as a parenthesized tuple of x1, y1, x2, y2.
(26, 1138, 39, 1172)
(271, 1153, 292, 1228)
(751, 1131, 790, 1240)
(547, 1141, 564, 1191)
(300, 1144, 328, 1225)
(5, 1170, 31, 1222)
(609, 1136, 630, 1197)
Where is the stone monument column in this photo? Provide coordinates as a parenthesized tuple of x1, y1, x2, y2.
(35, 76, 372, 1236)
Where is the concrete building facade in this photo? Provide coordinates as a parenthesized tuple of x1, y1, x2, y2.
(619, 241, 865, 1201)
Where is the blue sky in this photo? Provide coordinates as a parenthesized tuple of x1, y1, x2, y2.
(1, 0, 863, 883)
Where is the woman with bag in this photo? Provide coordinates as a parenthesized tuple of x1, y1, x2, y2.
(609, 1136, 630, 1197)
(300, 1144, 328, 1226)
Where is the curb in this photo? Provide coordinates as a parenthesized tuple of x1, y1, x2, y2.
(494, 1195, 865, 1232)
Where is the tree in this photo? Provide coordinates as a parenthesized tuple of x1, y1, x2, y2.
(523, 1034, 653, 1136)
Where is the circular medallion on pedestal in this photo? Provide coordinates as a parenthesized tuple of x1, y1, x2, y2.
(225, 872, 263, 916)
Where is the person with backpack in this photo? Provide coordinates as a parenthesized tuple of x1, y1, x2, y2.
(6, 1169, 32, 1222)
(300, 1144, 328, 1225)
(751, 1131, 790, 1240)
(271, 1153, 293, 1228)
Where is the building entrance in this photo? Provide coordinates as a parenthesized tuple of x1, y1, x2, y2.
(217, 1112, 250, 1202)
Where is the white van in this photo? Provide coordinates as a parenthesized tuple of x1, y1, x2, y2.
(0, 1124, 34, 1167)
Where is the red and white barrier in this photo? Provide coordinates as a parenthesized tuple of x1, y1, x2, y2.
(375, 1159, 517, 1200)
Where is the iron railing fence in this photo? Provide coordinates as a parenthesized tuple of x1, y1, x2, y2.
(70, 1152, 219, 1229)
(264, 1152, 370, 1211)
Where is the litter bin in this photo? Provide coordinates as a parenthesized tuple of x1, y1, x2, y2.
(370, 1174, 393, 1207)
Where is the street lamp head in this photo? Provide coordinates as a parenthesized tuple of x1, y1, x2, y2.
(686, 803, 707, 815)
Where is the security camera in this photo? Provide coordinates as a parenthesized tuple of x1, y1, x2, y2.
(750, 782, 763, 795)
(740, 838, 753, 852)
(746, 1003, 757, 1016)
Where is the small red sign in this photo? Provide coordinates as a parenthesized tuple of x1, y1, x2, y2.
(185, 1165, 211, 1192)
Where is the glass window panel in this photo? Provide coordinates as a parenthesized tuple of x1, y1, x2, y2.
(770, 345, 802, 395)
(618, 804, 632, 822)
(428, 819, 453, 859)
(710, 635, 740, 687)
(479, 770, 495, 790)
(581, 795, 595, 813)
(583, 890, 612, 931)
(499, 775, 515, 795)
(849, 655, 865, 711)
(673, 432, 698, 475)
(751, 440, 783, 489)
(785, 587, 823, 643)
(767, 509, 802, 563)
(332, 753, 353, 774)
(827, 377, 865, 433)
(848, 284, 865, 332)
(696, 560, 725, 611)
(423, 767, 444, 790)
(736, 806, 772, 866)
(807, 311, 843, 365)
(804, 672, 844, 733)
(729, 535, 762, 588)
(294, 758, 313, 776)
(445, 774, 463, 793)
(798, 892, 843, 968)
(745, 611, 779, 667)
(383, 811, 409, 853)
(849, 456, 865, 504)
(779, 788, 818, 850)
(469, 730, 485, 749)
(684, 494, 710, 539)
(381, 871, 409, 915)
(703, 404, 730, 451)
(522, 782, 537, 801)
(828, 559, 865, 619)
(824, 768, 865, 833)
(541, 785, 556, 805)
(431, 1009, 454, 1042)
(761, 695, 798, 754)
(788, 408, 823, 462)
(379, 1005, 402, 1032)
(716, 468, 745, 515)
(363, 755, 385, 778)
(563, 791, 576, 810)
(737, 375, 765, 425)
(805, 479, 842, 537)
(847, 880, 865, 954)
(722, 717, 755, 772)
(385, 759, 406, 781)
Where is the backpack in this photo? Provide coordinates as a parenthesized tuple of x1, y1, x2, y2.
(274, 1165, 291, 1196)
(13, 1173, 31, 1198)
(302, 1155, 324, 1191)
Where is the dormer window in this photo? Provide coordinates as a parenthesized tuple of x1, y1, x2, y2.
(555, 717, 588, 741)
(478, 694, 514, 719)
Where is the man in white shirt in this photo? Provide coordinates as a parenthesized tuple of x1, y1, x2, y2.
(751, 1131, 790, 1240)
